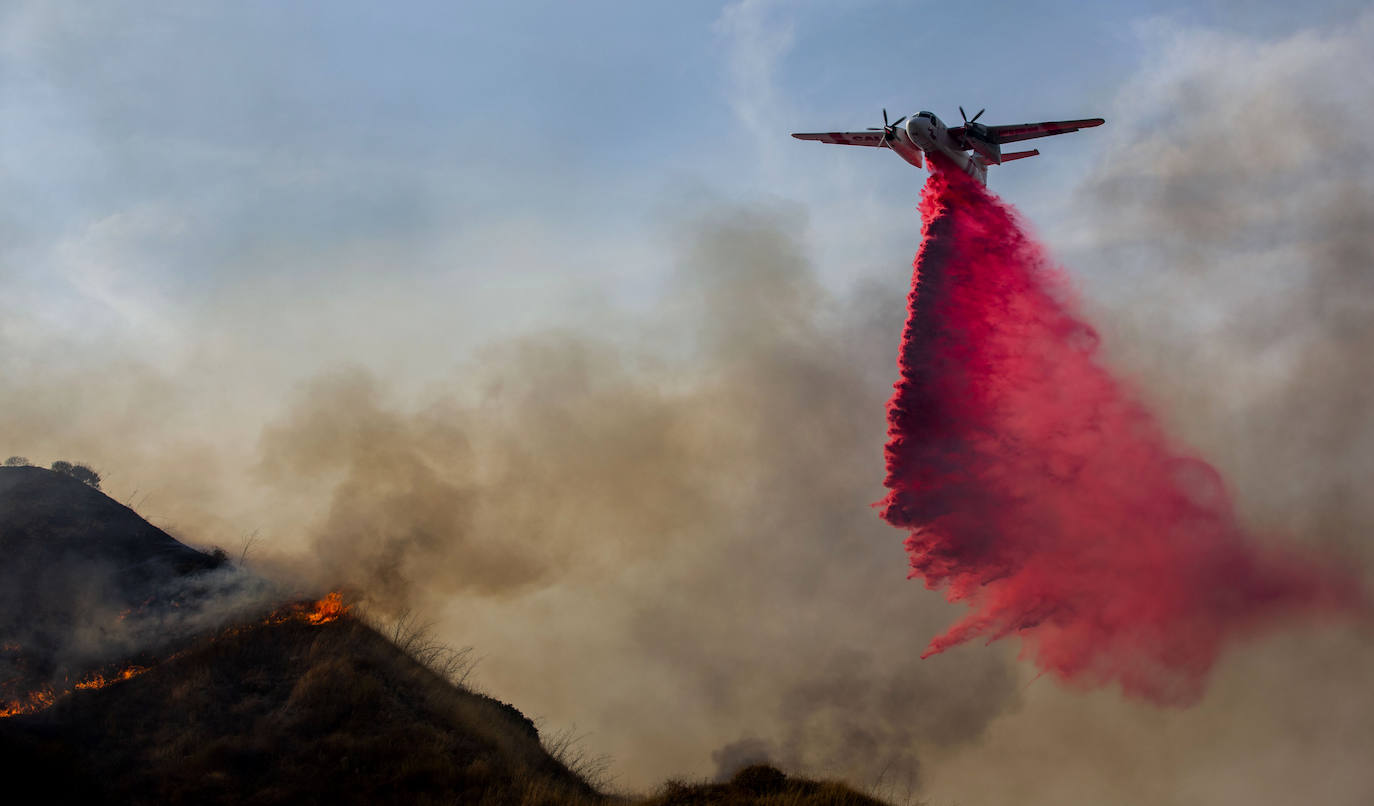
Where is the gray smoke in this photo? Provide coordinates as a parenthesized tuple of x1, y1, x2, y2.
(711, 737, 775, 781)
(4, 7, 1370, 802)
(1067, 15, 1374, 568)
(253, 205, 1020, 789)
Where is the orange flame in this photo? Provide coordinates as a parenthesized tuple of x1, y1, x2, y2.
(1, 687, 55, 718)
(260, 591, 350, 627)
(1, 592, 348, 719)
(1, 664, 151, 718)
(73, 665, 149, 691)
(305, 591, 348, 624)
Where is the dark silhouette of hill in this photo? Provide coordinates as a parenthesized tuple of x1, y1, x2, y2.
(0, 614, 602, 805)
(0, 466, 893, 804)
(0, 465, 218, 577)
(0, 465, 241, 704)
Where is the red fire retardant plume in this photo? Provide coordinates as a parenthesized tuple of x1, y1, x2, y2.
(881, 157, 1363, 704)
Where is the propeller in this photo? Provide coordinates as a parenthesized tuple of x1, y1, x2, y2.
(865, 108, 909, 145)
(959, 106, 985, 125)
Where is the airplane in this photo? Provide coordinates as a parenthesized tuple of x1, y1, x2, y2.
(792, 107, 1104, 185)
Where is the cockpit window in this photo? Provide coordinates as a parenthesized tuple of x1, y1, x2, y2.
(917, 111, 934, 119)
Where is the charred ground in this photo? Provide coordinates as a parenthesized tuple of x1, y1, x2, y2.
(0, 467, 889, 804)
(0, 613, 602, 805)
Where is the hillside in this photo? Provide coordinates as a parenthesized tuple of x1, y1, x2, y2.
(0, 466, 892, 805)
(0, 465, 240, 707)
(0, 612, 601, 805)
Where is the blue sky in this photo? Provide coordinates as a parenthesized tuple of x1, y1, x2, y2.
(1, 0, 1363, 337)
(4, 1, 1362, 264)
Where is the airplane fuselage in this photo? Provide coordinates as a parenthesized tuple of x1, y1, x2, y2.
(891, 111, 988, 184)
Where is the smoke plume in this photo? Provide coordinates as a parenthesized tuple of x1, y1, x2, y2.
(250, 206, 1018, 789)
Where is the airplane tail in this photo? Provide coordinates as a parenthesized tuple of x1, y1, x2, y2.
(968, 149, 1037, 184)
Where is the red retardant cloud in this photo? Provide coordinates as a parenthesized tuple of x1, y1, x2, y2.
(880, 156, 1363, 704)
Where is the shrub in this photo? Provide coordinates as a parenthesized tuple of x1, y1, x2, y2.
(4, 455, 30, 467)
(542, 726, 613, 792)
(730, 764, 787, 796)
(50, 460, 102, 490)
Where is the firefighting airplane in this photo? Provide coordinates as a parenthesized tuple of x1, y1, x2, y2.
(792, 107, 1104, 184)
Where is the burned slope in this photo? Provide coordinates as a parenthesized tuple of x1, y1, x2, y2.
(0, 466, 253, 705)
(0, 604, 890, 806)
(0, 613, 602, 805)
(0, 467, 893, 803)
(0, 466, 596, 803)
(0, 591, 892, 806)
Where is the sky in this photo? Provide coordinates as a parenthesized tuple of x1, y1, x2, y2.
(2, 1, 1373, 803)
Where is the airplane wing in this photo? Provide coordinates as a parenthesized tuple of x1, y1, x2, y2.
(791, 131, 888, 147)
(981, 118, 1104, 144)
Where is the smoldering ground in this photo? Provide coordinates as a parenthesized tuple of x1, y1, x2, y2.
(0, 466, 288, 701)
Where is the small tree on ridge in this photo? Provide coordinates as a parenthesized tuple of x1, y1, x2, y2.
(51, 460, 102, 490)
